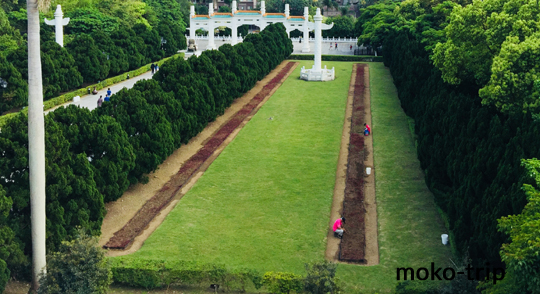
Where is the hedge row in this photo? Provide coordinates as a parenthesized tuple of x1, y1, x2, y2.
(383, 29, 534, 269)
(110, 259, 263, 291)
(1, 21, 186, 113)
(288, 54, 383, 62)
(0, 53, 184, 129)
(0, 23, 293, 280)
(111, 259, 308, 294)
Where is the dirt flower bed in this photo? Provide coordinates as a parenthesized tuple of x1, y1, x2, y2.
(339, 63, 367, 262)
(104, 62, 296, 249)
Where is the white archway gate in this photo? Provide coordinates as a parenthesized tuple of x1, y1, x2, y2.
(188, 1, 332, 51)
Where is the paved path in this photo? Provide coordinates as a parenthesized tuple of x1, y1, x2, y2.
(45, 71, 155, 114)
(45, 39, 359, 114)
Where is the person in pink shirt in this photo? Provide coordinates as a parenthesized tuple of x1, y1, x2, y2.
(333, 217, 345, 238)
(364, 123, 371, 136)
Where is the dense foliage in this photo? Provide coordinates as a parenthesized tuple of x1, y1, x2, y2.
(355, 0, 540, 291)
(0, 0, 188, 113)
(0, 23, 292, 281)
(37, 229, 112, 294)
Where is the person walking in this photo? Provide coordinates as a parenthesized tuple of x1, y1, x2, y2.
(104, 94, 110, 102)
(155, 64, 159, 72)
(106, 88, 112, 97)
(97, 96, 103, 107)
(333, 217, 345, 238)
(350, 44, 353, 51)
(335, 42, 338, 50)
(364, 123, 371, 136)
(151, 63, 156, 74)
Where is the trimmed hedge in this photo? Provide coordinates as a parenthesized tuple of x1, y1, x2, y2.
(0, 53, 184, 129)
(111, 259, 308, 293)
(110, 259, 263, 291)
(288, 54, 383, 62)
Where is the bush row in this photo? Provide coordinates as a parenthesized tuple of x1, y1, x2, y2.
(383, 29, 535, 270)
(111, 259, 337, 294)
(1, 21, 186, 114)
(0, 53, 184, 129)
(110, 259, 264, 291)
(288, 54, 383, 62)
(0, 23, 293, 281)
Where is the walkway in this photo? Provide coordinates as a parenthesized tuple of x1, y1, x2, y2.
(45, 39, 357, 114)
(45, 71, 155, 114)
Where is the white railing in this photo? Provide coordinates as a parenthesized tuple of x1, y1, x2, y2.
(291, 37, 358, 43)
(186, 35, 358, 43)
(186, 35, 244, 41)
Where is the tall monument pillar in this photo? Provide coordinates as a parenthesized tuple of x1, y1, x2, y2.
(302, 7, 310, 53)
(313, 8, 322, 71)
(44, 5, 69, 47)
(299, 7, 335, 81)
(189, 6, 196, 41)
(261, 1, 266, 15)
(207, 3, 216, 50)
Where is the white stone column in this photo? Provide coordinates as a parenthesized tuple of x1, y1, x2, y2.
(302, 7, 310, 53)
(261, 1, 266, 14)
(207, 21, 215, 50)
(313, 8, 322, 71)
(207, 3, 215, 50)
(232, 25, 238, 45)
(232, 0, 237, 13)
(189, 6, 196, 40)
(285, 4, 290, 18)
(44, 5, 69, 47)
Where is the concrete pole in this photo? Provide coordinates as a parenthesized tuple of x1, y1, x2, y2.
(44, 5, 69, 47)
(207, 3, 215, 50)
(189, 6, 196, 41)
(27, 0, 47, 290)
(313, 8, 322, 71)
(302, 7, 310, 53)
(207, 22, 215, 50)
(232, 25, 238, 45)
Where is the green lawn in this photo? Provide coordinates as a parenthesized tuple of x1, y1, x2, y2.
(114, 61, 452, 293)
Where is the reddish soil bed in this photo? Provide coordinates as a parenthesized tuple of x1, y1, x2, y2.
(339, 63, 367, 262)
(104, 62, 296, 249)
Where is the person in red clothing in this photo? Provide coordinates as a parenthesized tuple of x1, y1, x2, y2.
(364, 123, 371, 136)
(333, 217, 345, 238)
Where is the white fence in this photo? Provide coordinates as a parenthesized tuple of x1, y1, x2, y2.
(186, 35, 244, 41)
(186, 35, 358, 43)
(290, 37, 358, 43)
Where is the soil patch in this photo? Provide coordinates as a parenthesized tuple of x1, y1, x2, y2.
(326, 63, 379, 265)
(103, 62, 298, 250)
(339, 64, 367, 262)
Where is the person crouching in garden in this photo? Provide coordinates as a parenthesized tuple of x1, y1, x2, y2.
(333, 217, 345, 238)
(364, 123, 371, 136)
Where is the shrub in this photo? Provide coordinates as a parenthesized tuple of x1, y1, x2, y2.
(111, 259, 261, 291)
(263, 272, 304, 294)
(37, 229, 112, 294)
(304, 261, 341, 294)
